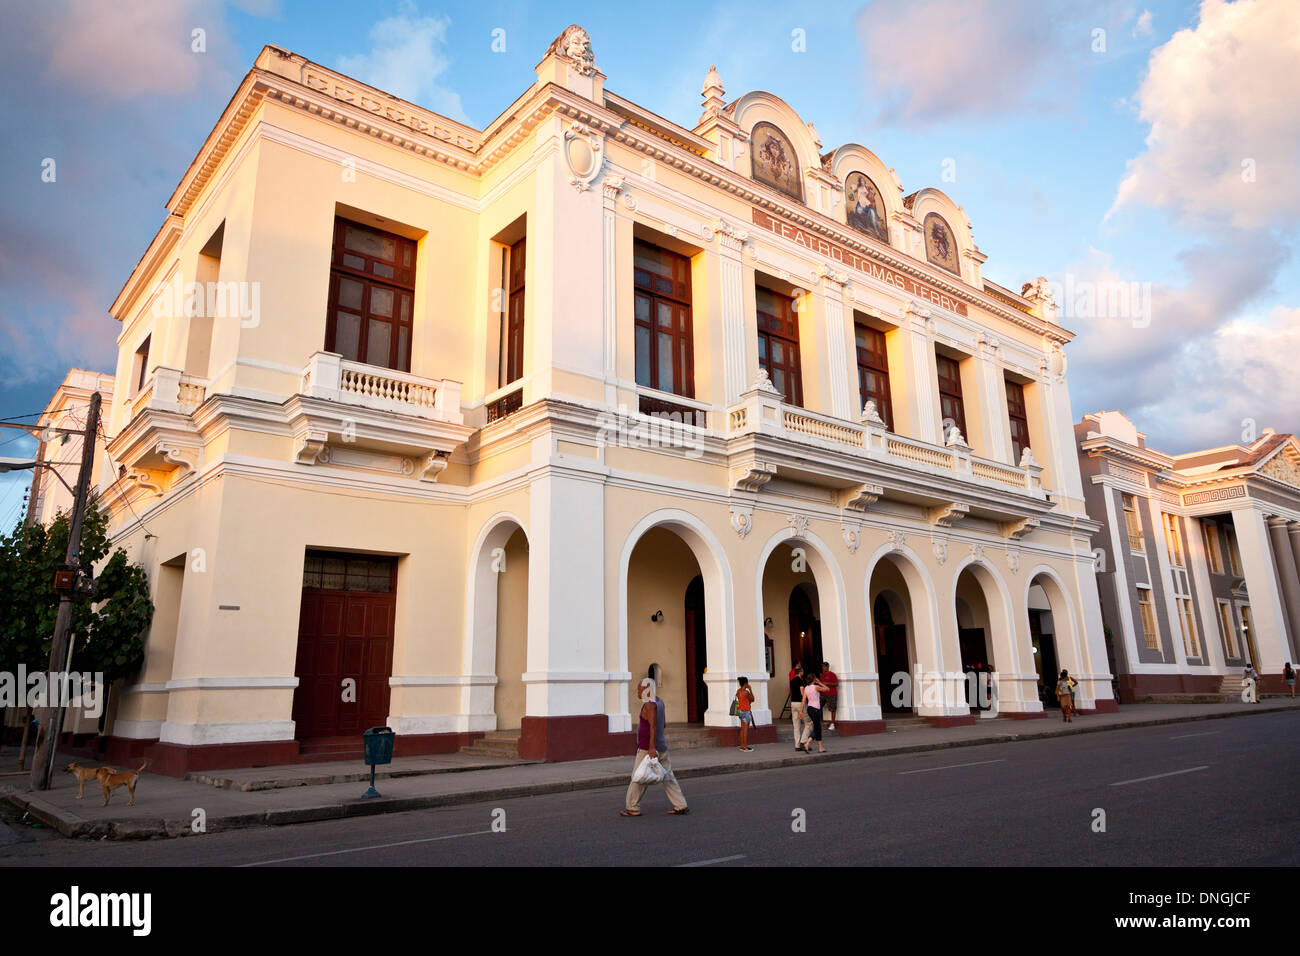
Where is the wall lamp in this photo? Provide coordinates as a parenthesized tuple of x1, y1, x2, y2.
(650, 610, 664, 622)
(764, 617, 773, 627)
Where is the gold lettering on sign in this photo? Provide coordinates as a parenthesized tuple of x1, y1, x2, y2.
(750, 209, 969, 316)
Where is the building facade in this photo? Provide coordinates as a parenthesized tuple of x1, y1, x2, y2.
(1077, 410, 1300, 700)
(69, 26, 1113, 775)
(23, 369, 115, 529)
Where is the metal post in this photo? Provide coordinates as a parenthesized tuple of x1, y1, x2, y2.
(30, 392, 101, 791)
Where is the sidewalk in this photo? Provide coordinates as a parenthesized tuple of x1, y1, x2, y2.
(4, 699, 1297, 841)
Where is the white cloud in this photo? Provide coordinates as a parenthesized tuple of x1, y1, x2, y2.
(1110, 0, 1300, 230)
(1142, 306, 1300, 451)
(1064, 234, 1295, 451)
(43, 0, 236, 101)
(855, 0, 1109, 125)
(336, 6, 467, 123)
(1132, 9, 1154, 36)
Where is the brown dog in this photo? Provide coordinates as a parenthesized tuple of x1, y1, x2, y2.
(96, 759, 149, 806)
(64, 762, 114, 800)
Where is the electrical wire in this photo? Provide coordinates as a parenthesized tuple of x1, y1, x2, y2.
(95, 422, 156, 540)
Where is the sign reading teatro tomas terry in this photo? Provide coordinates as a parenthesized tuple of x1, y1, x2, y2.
(751, 209, 968, 316)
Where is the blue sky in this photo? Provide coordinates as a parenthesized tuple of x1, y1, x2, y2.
(1, 0, 1297, 528)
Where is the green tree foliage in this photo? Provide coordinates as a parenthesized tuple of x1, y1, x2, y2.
(0, 496, 152, 683)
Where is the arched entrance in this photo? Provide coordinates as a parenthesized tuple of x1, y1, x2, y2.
(955, 567, 994, 710)
(756, 530, 851, 726)
(1028, 580, 1061, 707)
(873, 591, 912, 712)
(866, 546, 961, 719)
(789, 581, 823, 676)
(684, 575, 707, 723)
(626, 528, 706, 725)
(617, 510, 738, 733)
(463, 515, 530, 733)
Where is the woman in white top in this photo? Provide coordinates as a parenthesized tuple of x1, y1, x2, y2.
(801, 674, 830, 753)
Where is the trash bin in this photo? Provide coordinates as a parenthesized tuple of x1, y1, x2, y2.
(361, 726, 394, 798)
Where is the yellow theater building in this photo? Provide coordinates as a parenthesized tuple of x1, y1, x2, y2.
(48, 26, 1115, 774)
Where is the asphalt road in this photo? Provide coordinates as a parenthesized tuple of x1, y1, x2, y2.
(2, 710, 1297, 867)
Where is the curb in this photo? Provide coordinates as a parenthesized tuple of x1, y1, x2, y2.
(4, 702, 1295, 840)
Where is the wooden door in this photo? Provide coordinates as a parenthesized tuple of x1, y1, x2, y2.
(293, 554, 396, 740)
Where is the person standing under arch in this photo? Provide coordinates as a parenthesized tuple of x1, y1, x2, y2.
(735, 676, 755, 751)
(1056, 669, 1075, 722)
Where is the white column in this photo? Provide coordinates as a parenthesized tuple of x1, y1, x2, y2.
(715, 223, 749, 404)
(819, 270, 855, 420)
(1101, 482, 1142, 671)
(1185, 515, 1225, 671)
(600, 176, 623, 407)
(975, 334, 1011, 463)
(1267, 517, 1300, 662)
(1230, 506, 1290, 673)
(524, 471, 607, 716)
(1147, 498, 1187, 666)
(900, 303, 940, 444)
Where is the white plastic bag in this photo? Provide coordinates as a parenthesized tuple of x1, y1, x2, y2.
(632, 755, 666, 785)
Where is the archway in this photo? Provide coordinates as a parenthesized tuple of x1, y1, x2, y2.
(684, 575, 708, 723)
(463, 515, 530, 733)
(1028, 581, 1060, 707)
(865, 545, 959, 719)
(756, 530, 851, 725)
(618, 511, 736, 731)
(872, 589, 913, 712)
(955, 566, 995, 711)
(626, 528, 705, 725)
(1026, 567, 1084, 710)
(788, 581, 823, 676)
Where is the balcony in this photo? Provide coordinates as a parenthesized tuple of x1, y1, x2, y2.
(287, 352, 473, 479)
(301, 351, 461, 421)
(128, 366, 208, 421)
(724, 381, 1050, 527)
(108, 367, 208, 496)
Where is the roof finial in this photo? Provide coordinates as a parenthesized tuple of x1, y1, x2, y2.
(701, 63, 725, 120)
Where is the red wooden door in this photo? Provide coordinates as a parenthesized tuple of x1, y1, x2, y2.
(293, 556, 396, 740)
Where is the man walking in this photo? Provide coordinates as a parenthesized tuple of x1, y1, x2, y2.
(622, 677, 689, 816)
(790, 664, 810, 751)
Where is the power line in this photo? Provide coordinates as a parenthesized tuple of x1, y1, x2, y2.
(95, 423, 156, 540)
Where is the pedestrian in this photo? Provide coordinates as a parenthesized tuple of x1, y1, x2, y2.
(802, 671, 830, 753)
(820, 661, 839, 730)
(1067, 670, 1079, 715)
(790, 663, 810, 752)
(1285, 662, 1296, 700)
(1243, 663, 1260, 703)
(735, 676, 756, 751)
(1056, 669, 1074, 722)
(622, 677, 689, 817)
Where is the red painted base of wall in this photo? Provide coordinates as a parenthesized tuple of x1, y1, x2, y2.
(707, 724, 778, 747)
(833, 720, 887, 736)
(148, 740, 303, 778)
(1002, 710, 1049, 720)
(1117, 673, 1222, 703)
(924, 714, 978, 728)
(1089, 698, 1120, 714)
(517, 715, 635, 762)
(47, 731, 486, 778)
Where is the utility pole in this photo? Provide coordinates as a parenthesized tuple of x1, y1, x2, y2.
(30, 391, 101, 792)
